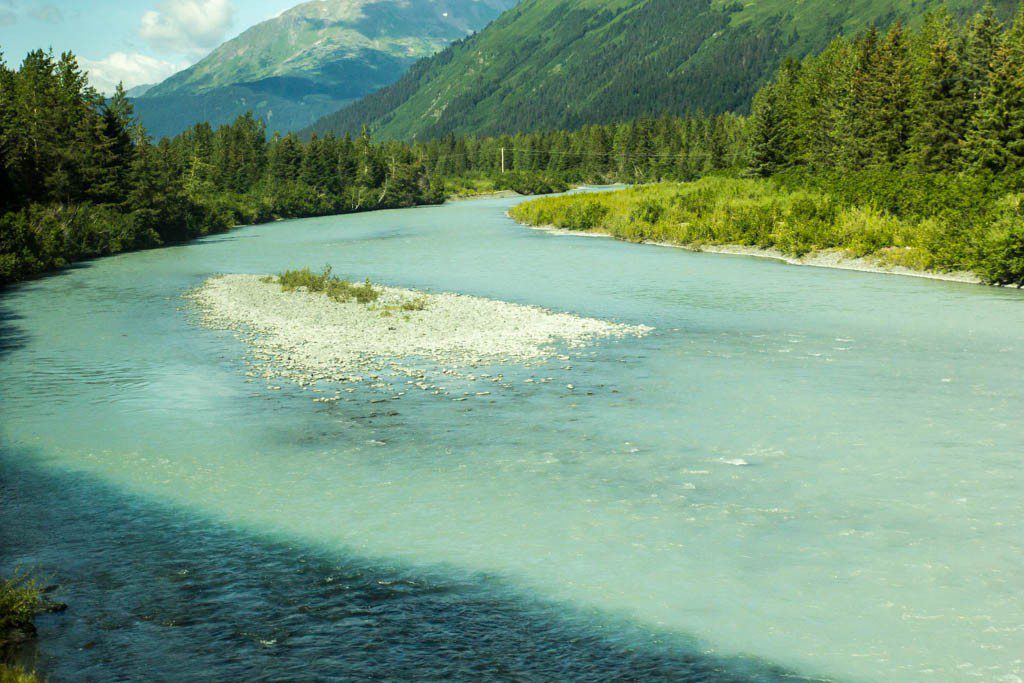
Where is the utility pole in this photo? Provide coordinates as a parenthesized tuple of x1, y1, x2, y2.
(501, 147, 506, 174)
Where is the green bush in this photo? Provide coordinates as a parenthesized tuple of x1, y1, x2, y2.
(275, 266, 381, 304)
(0, 573, 41, 631)
(977, 196, 1024, 287)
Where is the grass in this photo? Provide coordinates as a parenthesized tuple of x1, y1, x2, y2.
(378, 295, 429, 319)
(399, 296, 428, 311)
(509, 176, 1024, 284)
(444, 175, 503, 199)
(271, 266, 380, 304)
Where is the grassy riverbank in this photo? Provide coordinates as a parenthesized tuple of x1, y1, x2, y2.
(509, 176, 1024, 286)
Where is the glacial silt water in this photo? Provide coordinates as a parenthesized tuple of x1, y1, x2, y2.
(2, 196, 1023, 681)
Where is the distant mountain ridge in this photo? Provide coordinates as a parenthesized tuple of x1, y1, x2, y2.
(133, 0, 517, 139)
(305, 0, 1018, 141)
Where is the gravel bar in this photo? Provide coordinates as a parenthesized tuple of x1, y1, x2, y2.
(188, 274, 651, 392)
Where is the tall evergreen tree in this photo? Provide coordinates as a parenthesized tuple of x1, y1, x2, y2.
(963, 3, 1004, 104)
(965, 6, 1024, 173)
(747, 84, 790, 177)
(910, 34, 971, 171)
(0, 52, 15, 212)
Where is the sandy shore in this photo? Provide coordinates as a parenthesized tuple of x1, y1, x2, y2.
(523, 223, 983, 285)
(189, 274, 650, 396)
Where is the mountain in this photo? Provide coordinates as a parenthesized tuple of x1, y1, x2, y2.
(306, 0, 1018, 140)
(132, 0, 517, 139)
(124, 83, 156, 98)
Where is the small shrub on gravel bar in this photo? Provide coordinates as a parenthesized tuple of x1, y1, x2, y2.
(274, 266, 381, 304)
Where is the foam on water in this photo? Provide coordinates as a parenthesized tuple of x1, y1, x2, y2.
(2, 197, 1024, 682)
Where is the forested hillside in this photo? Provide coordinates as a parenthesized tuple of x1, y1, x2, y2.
(307, 0, 1017, 140)
(133, 0, 516, 139)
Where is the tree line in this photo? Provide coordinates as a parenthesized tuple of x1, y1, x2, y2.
(747, 4, 1024, 178)
(0, 44, 746, 284)
(0, 50, 445, 284)
(415, 113, 746, 185)
(742, 3, 1024, 283)
(3, 3, 1024, 284)
(510, 4, 1024, 286)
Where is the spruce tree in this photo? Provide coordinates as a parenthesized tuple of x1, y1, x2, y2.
(910, 35, 971, 171)
(0, 52, 14, 212)
(268, 133, 303, 183)
(963, 3, 1003, 104)
(877, 22, 914, 165)
(964, 6, 1024, 173)
(747, 84, 789, 177)
(90, 83, 136, 204)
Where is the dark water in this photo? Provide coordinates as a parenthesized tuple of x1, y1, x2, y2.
(1, 459, 805, 682)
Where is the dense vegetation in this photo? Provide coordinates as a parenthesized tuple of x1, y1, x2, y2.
(306, 0, 1017, 140)
(511, 177, 1022, 280)
(511, 5, 1024, 286)
(133, 0, 516, 139)
(0, 50, 447, 284)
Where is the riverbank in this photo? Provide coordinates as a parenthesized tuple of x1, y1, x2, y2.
(523, 223, 983, 284)
(188, 274, 650, 396)
(508, 178, 1024, 287)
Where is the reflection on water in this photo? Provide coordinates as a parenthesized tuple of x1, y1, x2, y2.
(2, 196, 1023, 682)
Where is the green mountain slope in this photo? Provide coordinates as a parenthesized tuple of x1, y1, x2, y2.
(307, 0, 1017, 140)
(133, 0, 517, 139)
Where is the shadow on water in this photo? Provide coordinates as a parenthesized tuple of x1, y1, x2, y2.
(188, 233, 252, 246)
(0, 260, 94, 294)
(0, 301, 28, 361)
(0, 451, 825, 683)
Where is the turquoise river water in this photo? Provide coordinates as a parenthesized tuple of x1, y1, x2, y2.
(2, 195, 1023, 682)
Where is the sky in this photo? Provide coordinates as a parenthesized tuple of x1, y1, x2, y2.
(0, 0, 298, 93)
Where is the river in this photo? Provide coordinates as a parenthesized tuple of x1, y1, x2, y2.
(2, 195, 1023, 682)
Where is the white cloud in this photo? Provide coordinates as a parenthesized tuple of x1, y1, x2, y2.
(140, 0, 234, 57)
(80, 52, 188, 95)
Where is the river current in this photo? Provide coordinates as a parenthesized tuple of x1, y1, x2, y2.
(2, 196, 1023, 681)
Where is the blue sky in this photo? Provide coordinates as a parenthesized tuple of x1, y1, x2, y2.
(0, 0, 297, 93)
